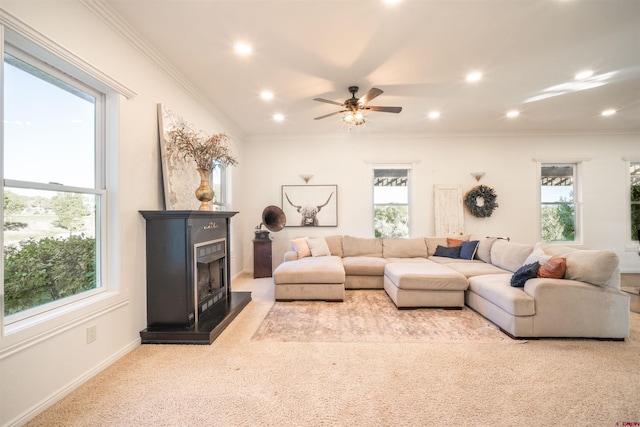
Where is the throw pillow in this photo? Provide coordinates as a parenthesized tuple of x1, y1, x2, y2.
(433, 245, 461, 259)
(291, 237, 311, 259)
(523, 243, 552, 266)
(510, 262, 540, 287)
(537, 257, 567, 279)
(307, 237, 331, 257)
(459, 240, 480, 260)
(447, 237, 464, 247)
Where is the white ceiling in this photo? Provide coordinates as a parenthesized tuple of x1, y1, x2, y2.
(103, 0, 640, 137)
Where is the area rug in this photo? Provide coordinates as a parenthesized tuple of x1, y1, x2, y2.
(252, 290, 511, 343)
(621, 286, 640, 295)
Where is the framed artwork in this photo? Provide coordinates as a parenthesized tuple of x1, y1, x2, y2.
(281, 185, 338, 227)
(158, 103, 200, 210)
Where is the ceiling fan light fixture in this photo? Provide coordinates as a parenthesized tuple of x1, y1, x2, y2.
(575, 70, 594, 80)
(234, 42, 252, 55)
(466, 72, 482, 82)
(315, 86, 401, 125)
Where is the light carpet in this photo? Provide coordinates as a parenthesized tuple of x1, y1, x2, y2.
(253, 290, 511, 343)
(26, 275, 640, 427)
(621, 286, 640, 295)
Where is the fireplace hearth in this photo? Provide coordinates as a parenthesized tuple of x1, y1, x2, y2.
(139, 210, 250, 344)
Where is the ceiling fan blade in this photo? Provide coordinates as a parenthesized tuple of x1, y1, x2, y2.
(365, 106, 403, 113)
(313, 98, 344, 107)
(314, 110, 347, 120)
(358, 87, 383, 105)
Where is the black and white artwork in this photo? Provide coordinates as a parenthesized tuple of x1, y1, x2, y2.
(282, 185, 338, 227)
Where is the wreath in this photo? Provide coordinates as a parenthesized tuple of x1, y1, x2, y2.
(464, 185, 498, 218)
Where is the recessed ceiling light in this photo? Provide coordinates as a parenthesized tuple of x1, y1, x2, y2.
(575, 70, 594, 80)
(260, 91, 274, 101)
(273, 113, 284, 122)
(506, 110, 520, 118)
(428, 111, 441, 119)
(466, 72, 482, 82)
(383, 0, 401, 4)
(234, 42, 252, 55)
(601, 109, 616, 116)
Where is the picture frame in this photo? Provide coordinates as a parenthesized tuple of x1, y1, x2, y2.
(157, 103, 200, 210)
(281, 185, 338, 227)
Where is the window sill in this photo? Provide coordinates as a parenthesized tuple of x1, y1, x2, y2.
(0, 290, 129, 358)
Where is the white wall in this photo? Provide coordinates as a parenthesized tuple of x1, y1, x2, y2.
(0, 1, 638, 426)
(242, 132, 640, 273)
(0, 2, 246, 425)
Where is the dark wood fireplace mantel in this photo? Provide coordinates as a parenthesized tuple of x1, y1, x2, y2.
(139, 210, 251, 344)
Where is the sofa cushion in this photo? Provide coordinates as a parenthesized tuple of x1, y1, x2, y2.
(307, 237, 331, 257)
(342, 256, 389, 276)
(343, 236, 383, 257)
(440, 261, 512, 278)
(383, 237, 428, 258)
(291, 237, 311, 259)
(325, 235, 344, 257)
(474, 236, 498, 263)
(385, 262, 468, 291)
(426, 237, 447, 256)
(273, 256, 345, 284)
(510, 262, 540, 287)
(385, 257, 431, 264)
(491, 240, 534, 272)
(467, 274, 536, 316)
(537, 257, 566, 279)
(539, 245, 619, 287)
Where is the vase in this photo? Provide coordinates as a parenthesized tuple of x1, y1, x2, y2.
(195, 168, 214, 211)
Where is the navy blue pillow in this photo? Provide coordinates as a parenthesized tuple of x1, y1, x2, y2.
(433, 245, 461, 259)
(459, 240, 480, 260)
(510, 262, 540, 287)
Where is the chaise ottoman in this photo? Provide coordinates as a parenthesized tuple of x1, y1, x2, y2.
(273, 255, 346, 301)
(384, 261, 469, 308)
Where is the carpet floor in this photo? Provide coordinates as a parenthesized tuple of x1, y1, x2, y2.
(26, 275, 640, 427)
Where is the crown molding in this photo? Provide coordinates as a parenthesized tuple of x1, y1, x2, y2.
(0, 8, 136, 99)
(80, 0, 245, 139)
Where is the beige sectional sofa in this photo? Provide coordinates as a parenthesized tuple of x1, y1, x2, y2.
(272, 235, 630, 339)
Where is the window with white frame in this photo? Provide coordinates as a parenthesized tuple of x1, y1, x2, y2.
(373, 168, 410, 238)
(540, 163, 579, 242)
(630, 161, 640, 242)
(2, 45, 106, 322)
(210, 161, 228, 209)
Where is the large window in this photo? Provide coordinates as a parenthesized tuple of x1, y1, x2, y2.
(2, 46, 105, 321)
(373, 168, 410, 238)
(540, 163, 579, 242)
(630, 161, 640, 242)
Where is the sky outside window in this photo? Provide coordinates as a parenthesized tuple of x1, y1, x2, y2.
(4, 53, 95, 188)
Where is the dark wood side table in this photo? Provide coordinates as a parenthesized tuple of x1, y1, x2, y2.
(253, 239, 273, 278)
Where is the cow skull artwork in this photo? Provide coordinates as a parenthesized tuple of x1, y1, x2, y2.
(285, 192, 334, 226)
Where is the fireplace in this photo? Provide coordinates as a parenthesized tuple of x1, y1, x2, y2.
(139, 211, 251, 344)
(194, 238, 226, 323)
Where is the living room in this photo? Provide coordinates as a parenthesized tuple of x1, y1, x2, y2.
(0, 0, 639, 426)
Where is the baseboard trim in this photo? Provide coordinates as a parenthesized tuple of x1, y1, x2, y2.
(6, 338, 140, 427)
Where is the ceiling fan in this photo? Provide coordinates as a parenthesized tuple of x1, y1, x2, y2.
(313, 86, 402, 125)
